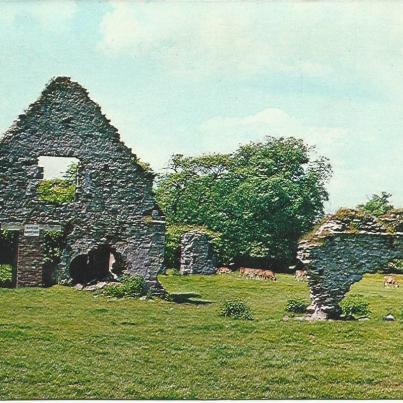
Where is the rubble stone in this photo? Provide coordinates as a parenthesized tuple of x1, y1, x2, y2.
(180, 232, 217, 275)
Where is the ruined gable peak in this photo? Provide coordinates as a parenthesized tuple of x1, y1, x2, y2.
(40, 76, 90, 98)
(2, 76, 121, 144)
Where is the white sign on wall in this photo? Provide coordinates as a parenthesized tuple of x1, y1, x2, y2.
(41, 225, 62, 232)
(1, 223, 22, 231)
(24, 224, 40, 237)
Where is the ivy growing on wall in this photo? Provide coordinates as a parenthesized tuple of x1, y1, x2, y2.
(42, 231, 65, 264)
(0, 228, 18, 243)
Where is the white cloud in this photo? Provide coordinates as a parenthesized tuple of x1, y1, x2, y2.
(98, 1, 403, 89)
(199, 107, 348, 155)
(98, 2, 328, 77)
(0, 0, 77, 30)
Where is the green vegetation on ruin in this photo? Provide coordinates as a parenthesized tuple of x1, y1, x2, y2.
(0, 272, 402, 399)
(300, 204, 403, 244)
(37, 179, 76, 204)
(37, 162, 78, 204)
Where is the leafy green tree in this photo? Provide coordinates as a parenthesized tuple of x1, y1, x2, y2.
(356, 192, 394, 217)
(63, 162, 78, 183)
(156, 136, 332, 268)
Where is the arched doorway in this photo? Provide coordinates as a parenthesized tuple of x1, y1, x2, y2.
(69, 245, 124, 284)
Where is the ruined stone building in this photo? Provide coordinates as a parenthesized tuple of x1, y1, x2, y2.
(0, 77, 165, 293)
(180, 231, 217, 275)
(297, 209, 403, 319)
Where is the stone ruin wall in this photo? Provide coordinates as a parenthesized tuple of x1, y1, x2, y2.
(297, 209, 403, 319)
(0, 77, 166, 293)
(180, 231, 217, 275)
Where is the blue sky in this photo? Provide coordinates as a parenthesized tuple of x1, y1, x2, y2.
(1, 1, 403, 211)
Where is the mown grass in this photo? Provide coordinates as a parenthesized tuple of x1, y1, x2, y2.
(0, 273, 402, 399)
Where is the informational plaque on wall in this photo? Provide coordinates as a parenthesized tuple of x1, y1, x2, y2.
(24, 224, 40, 237)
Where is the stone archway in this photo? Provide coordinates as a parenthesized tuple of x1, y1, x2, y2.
(297, 209, 403, 319)
(69, 244, 125, 285)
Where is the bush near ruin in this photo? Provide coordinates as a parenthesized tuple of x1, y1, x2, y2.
(220, 299, 254, 320)
(103, 275, 147, 298)
(36, 162, 78, 204)
(340, 294, 371, 318)
(285, 298, 309, 314)
(0, 264, 13, 287)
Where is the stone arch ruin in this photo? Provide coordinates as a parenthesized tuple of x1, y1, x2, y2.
(0, 77, 165, 294)
(297, 209, 403, 319)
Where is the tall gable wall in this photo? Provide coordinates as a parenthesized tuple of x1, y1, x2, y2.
(0, 77, 165, 292)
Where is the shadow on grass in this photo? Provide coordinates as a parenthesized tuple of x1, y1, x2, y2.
(167, 291, 213, 305)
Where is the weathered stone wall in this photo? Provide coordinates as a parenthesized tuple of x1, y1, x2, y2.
(180, 232, 217, 275)
(297, 209, 403, 319)
(16, 234, 45, 287)
(0, 77, 165, 293)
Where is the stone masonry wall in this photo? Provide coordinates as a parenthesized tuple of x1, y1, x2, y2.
(180, 232, 217, 275)
(297, 209, 403, 319)
(0, 77, 165, 293)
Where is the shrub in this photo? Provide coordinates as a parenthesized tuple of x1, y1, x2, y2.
(220, 299, 253, 320)
(103, 283, 126, 298)
(285, 298, 309, 314)
(0, 264, 13, 288)
(103, 275, 147, 298)
(356, 191, 394, 217)
(340, 294, 371, 318)
(384, 259, 403, 274)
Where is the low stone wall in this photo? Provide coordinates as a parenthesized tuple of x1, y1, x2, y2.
(180, 232, 217, 275)
(297, 209, 403, 319)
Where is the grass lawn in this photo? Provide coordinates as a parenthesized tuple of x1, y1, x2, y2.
(0, 272, 402, 399)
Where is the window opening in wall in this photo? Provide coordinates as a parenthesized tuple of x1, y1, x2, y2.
(37, 156, 80, 204)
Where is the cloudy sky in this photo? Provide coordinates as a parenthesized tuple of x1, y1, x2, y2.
(1, 0, 402, 211)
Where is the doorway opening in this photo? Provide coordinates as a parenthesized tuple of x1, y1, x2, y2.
(69, 245, 124, 285)
(0, 232, 18, 287)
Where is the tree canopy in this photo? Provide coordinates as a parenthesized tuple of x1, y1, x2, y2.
(156, 136, 332, 269)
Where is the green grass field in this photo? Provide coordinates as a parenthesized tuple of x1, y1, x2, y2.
(0, 273, 402, 399)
